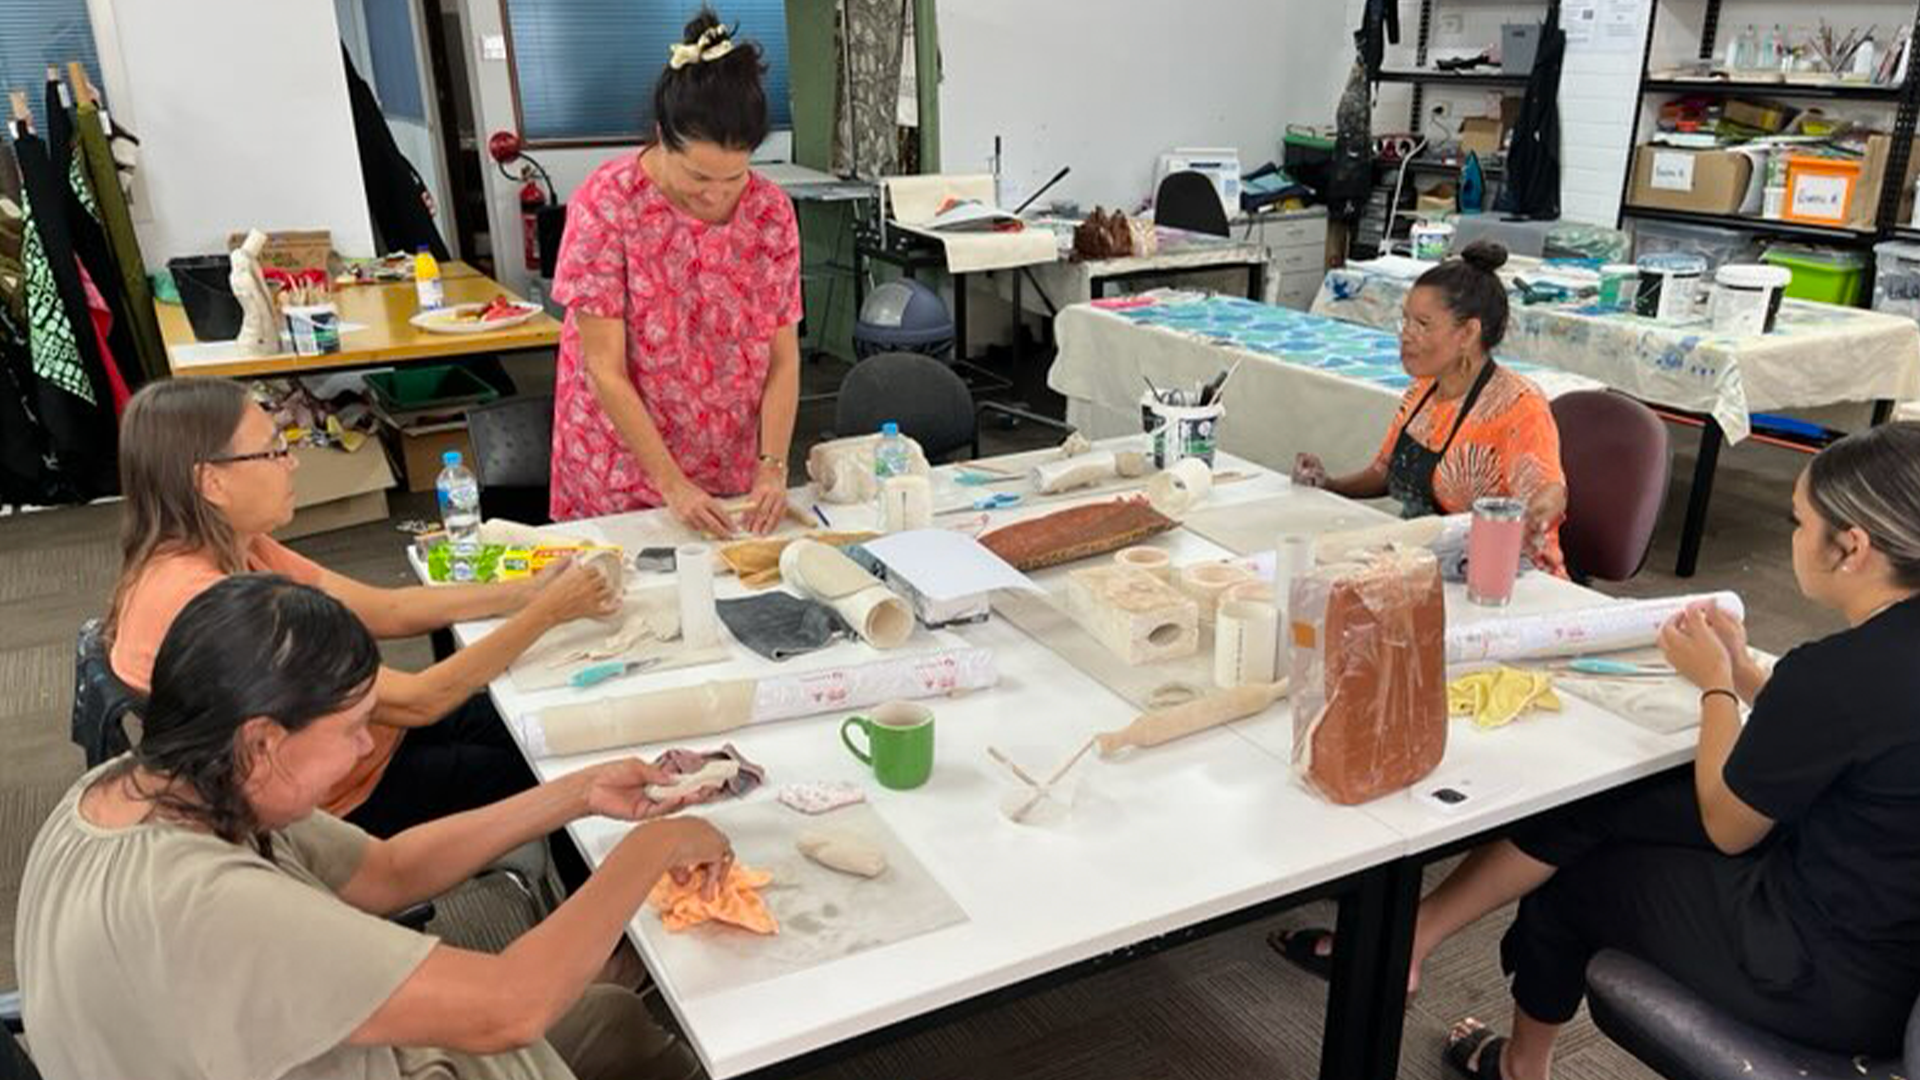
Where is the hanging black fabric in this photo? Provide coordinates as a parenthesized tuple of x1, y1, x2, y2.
(1359, 0, 1401, 77)
(1325, 38, 1376, 224)
(342, 46, 450, 260)
(10, 126, 118, 498)
(47, 76, 144, 398)
(0, 306, 62, 506)
(1495, 2, 1565, 220)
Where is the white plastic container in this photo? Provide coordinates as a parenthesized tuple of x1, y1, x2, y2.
(1140, 392, 1224, 469)
(1634, 253, 1708, 323)
(1872, 241, 1920, 323)
(1412, 221, 1454, 262)
(1709, 264, 1791, 336)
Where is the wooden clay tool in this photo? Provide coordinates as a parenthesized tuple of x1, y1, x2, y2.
(1094, 679, 1290, 758)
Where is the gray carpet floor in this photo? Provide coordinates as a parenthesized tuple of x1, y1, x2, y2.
(0, 387, 1826, 1078)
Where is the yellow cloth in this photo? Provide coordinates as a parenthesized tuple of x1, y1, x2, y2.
(718, 532, 880, 589)
(1448, 666, 1562, 729)
(648, 863, 779, 935)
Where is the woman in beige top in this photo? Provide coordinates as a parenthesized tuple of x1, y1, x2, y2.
(18, 573, 729, 1080)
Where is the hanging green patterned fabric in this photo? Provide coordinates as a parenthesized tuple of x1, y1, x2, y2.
(19, 188, 92, 405)
(75, 101, 166, 382)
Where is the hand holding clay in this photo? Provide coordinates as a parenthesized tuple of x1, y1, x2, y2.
(663, 475, 740, 539)
(1291, 453, 1329, 489)
(532, 557, 622, 624)
(652, 817, 735, 901)
(579, 758, 696, 820)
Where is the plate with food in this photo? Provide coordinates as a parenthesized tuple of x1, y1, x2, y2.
(410, 295, 544, 334)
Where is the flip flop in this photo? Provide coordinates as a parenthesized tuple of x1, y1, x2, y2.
(1266, 926, 1335, 980)
(1443, 1020, 1506, 1080)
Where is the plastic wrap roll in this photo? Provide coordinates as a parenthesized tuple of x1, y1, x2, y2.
(1215, 598, 1279, 688)
(1031, 451, 1118, 494)
(750, 646, 999, 722)
(676, 544, 719, 648)
(1114, 546, 1172, 579)
(880, 475, 934, 532)
(1446, 592, 1746, 664)
(1146, 457, 1214, 515)
(1274, 532, 1317, 612)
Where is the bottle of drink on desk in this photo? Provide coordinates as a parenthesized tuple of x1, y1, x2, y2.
(873, 421, 909, 523)
(415, 245, 444, 311)
(437, 450, 481, 582)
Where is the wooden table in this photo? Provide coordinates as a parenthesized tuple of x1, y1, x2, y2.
(160, 262, 560, 379)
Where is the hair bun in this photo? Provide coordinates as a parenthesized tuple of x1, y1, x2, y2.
(681, 9, 727, 45)
(1458, 240, 1508, 273)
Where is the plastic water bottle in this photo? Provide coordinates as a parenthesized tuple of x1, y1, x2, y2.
(873, 421, 910, 521)
(414, 245, 444, 311)
(436, 450, 481, 582)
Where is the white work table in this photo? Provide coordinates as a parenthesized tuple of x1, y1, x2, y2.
(424, 443, 1701, 1080)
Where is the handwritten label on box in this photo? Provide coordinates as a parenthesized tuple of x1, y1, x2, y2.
(1791, 174, 1850, 221)
(1650, 152, 1696, 192)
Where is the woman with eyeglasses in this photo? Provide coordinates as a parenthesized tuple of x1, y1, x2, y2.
(103, 377, 617, 846)
(1290, 241, 1569, 576)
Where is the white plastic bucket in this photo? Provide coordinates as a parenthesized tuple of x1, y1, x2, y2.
(1710, 264, 1791, 337)
(1140, 392, 1224, 469)
(1634, 253, 1707, 324)
(1412, 221, 1454, 262)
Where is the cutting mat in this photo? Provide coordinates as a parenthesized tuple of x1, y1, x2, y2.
(993, 572, 1229, 714)
(595, 799, 967, 1000)
(1178, 488, 1393, 558)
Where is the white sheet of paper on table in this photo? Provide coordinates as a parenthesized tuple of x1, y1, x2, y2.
(863, 529, 1043, 602)
(597, 799, 968, 1000)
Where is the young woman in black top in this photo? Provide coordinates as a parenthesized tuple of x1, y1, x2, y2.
(1286, 422, 1920, 1080)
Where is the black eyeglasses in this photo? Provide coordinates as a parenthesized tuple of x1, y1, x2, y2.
(204, 433, 293, 465)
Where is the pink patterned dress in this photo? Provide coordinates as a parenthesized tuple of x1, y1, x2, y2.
(548, 152, 801, 521)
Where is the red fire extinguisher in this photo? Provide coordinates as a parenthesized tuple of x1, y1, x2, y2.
(488, 130, 556, 272)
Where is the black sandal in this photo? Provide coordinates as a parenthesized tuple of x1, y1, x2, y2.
(1443, 1021, 1506, 1080)
(1266, 927, 1335, 980)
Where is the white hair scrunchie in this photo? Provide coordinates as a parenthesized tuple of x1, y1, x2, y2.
(669, 25, 737, 70)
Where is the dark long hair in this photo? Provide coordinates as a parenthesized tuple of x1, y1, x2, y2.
(653, 8, 770, 151)
(103, 574, 381, 855)
(1806, 421, 1920, 588)
(1414, 240, 1511, 353)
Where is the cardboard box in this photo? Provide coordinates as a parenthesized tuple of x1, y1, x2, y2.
(390, 422, 475, 494)
(1627, 145, 1754, 214)
(1725, 98, 1794, 134)
(1847, 134, 1918, 231)
(1460, 118, 1505, 159)
(276, 440, 395, 540)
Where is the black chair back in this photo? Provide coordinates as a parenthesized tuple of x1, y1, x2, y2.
(1154, 170, 1231, 237)
(465, 394, 555, 524)
(71, 619, 142, 768)
(834, 352, 979, 463)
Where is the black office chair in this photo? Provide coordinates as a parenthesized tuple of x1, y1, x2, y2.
(1586, 949, 1920, 1080)
(0, 992, 38, 1080)
(71, 619, 141, 769)
(465, 394, 555, 525)
(831, 351, 1076, 463)
(1154, 170, 1231, 237)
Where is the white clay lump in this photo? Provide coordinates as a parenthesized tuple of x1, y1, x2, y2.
(795, 830, 888, 878)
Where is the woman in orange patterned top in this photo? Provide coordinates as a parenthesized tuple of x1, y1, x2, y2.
(1294, 241, 1568, 576)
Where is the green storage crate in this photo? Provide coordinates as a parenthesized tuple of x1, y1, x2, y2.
(1761, 244, 1867, 306)
(365, 365, 500, 414)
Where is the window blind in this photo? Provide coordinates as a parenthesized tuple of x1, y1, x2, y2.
(362, 0, 426, 123)
(0, 0, 103, 138)
(504, 0, 791, 144)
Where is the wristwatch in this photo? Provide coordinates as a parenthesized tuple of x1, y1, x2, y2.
(756, 453, 786, 473)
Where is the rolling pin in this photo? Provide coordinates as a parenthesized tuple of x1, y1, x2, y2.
(1094, 679, 1290, 758)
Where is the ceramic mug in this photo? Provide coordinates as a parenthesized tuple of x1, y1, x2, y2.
(841, 700, 934, 790)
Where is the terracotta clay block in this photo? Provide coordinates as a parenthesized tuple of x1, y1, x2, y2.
(1289, 548, 1447, 806)
(1067, 565, 1200, 664)
(980, 497, 1178, 572)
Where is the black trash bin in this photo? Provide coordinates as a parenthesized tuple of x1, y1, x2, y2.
(168, 255, 244, 341)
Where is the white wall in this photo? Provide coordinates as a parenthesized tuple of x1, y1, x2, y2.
(84, 0, 375, 264)
(937, 0, 1356, 214)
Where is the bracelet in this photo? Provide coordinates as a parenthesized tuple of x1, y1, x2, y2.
(756, 453, 786, 472)
(1700, 688, 1740, 707)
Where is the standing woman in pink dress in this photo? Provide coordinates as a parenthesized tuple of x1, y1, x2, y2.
(549, 9, 802, 535)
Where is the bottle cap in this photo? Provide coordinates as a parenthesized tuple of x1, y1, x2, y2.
(881, 421, 899, 436)
(442, 450, 462, 467)
(417, 245, 431, 254)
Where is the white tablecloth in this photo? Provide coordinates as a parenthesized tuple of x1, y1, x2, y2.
(1313, 260, 1920, 444)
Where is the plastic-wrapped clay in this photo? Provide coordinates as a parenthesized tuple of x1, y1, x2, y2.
(807, 433, 932, 504)
(1290, 548, 1447, 806)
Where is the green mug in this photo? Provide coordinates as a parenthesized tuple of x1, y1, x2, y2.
(840, 700, 934, 790)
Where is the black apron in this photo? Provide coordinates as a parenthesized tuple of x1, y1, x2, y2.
(1386, 360, 1497, 519)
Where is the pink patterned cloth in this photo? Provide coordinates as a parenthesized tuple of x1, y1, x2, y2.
(548, 152, 802, 522)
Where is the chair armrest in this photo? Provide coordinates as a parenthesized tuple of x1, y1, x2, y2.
(390, 902, 436, 932)
(1, 989, 21, 1035)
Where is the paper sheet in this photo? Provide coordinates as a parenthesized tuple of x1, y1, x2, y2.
(602, 799, 967, 1000)
(864, 529, 1042, 602)
(882, 173, 1060, 273)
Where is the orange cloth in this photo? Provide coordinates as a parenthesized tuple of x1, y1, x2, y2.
(1373, 366, 1569, 577)
(108, 536, 404, 816)
(648, 863, 779, 935)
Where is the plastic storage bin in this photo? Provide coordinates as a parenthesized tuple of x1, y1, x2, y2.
(366, 366, 500, 416)
(1761, 244, 1867, 306)
(1873, 241, 1920, 323)
(1629, 219, 1762, 273)
(167, 255, 244, 341)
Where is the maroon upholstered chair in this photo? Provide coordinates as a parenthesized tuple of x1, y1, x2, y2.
(1550, 390, 1670, 582)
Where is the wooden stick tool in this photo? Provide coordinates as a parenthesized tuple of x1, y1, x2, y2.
(1094, 679, 1290, 758)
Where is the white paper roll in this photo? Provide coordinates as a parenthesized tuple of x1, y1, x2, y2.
(1445, 592, 1746, 664)
(676, 543, 719, 648)
(838, 585, 916, 648)
(1214, 599, 1279, 688)
(881, 474, 934, 532)
(1031, 451, 1118, 494)
(1146, 458, 1214, 515)
(1273, 532, 1317, 612)
(782, 538, 915, 649)
(1114, 546, 1172, 579)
